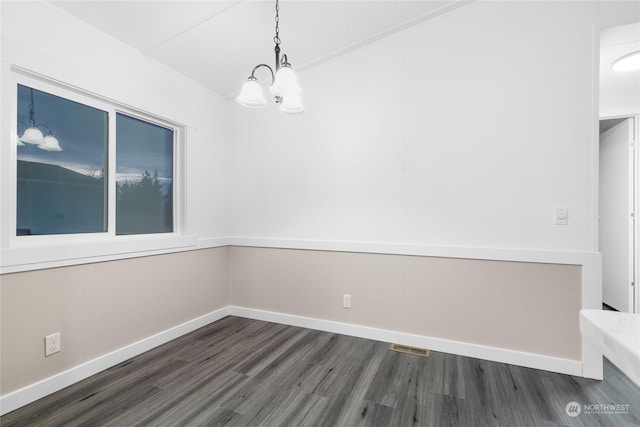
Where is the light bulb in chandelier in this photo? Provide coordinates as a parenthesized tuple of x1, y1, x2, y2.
(237, 77, 267, 108)
(279, 93, 304, 114)
(271, 64, 302, 97)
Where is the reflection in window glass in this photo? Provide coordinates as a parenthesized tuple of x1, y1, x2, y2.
(116, 113, 174, 235)
(16, 84, 108, 236)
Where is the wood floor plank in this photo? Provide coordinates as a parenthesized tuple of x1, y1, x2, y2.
(460, 356, 503, 425)
(3, 316, 640, 427)
(170, 407, 249, 427)
(363, 350, 408, 408)
(219, 330, 318, 414)
(420, 351, 465, 400)
(330, 343, 389, 426)
(256, 391, 326, 426)
(233, 328, 317, 376)
(64, 383, 164, 427)
(128, 370, 247, 426)
(426, 394, 467, 427)
(484, 361, 540, 427)
(309, 362, 370, 425)
(348, 399, 395, 426)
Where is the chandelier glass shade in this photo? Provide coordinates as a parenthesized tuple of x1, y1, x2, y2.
(236, 0, 304, 114)
(278, 93, 304, 114)
(18, 87, 63, 151)
(270, 64, 302, 97)
(237, 77, 268, 108)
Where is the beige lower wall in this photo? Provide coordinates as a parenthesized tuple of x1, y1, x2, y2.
(0, 247, 230, 395)
(230, 246, 582, 361)
(1, 245, 583, 398)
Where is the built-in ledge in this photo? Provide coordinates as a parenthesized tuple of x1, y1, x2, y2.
(580, 309, 640, 387)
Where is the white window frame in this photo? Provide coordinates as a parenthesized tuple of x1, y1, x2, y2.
(113, 110, 179, 237)
(1, 67, 193, 273)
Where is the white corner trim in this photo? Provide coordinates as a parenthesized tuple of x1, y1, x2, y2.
(228, 306, 583, 377)
(196, 237, 231, 249)
(0, 236, 230, 274)
(580, 256, 604, 380)
(227, 237, 599, 266)
(0, 307, 230, 416)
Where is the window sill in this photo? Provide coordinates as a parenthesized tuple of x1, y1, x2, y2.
(0, 234, 206, 274)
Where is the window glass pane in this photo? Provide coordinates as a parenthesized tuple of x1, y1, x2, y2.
(116, 113, 174, 235)
(16, 84, 108, 236)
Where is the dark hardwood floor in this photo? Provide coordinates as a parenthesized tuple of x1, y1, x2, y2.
(2, 316, 639, 426)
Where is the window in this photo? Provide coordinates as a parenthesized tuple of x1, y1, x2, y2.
(15, 83, 177, 239)
(116, 113, 174, 235)
(16, 85, 108, 236)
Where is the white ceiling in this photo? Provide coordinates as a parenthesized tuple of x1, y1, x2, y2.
(48, 1, 640, 103)
(50, 0, 470, 98)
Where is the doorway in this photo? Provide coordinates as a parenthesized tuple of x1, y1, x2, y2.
(599, 116, 637, 313)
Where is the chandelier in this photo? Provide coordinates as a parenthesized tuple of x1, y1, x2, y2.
(18, 87, 62, 151)
(236, 0, 304, 114)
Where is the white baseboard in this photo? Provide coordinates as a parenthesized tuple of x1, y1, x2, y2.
(1, 304, 585, 416)
(228, 306, 583, 377)
(0, 307, 230, 416)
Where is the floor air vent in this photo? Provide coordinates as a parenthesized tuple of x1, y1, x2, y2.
(389, 344, 430, 357)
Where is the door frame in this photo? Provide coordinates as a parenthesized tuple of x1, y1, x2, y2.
(599, 113, 639, 313)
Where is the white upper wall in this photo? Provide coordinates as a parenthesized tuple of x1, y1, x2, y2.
(229, 1, 599, 253)
(0, 1, 612, 258)
(0, 0, 230, 249)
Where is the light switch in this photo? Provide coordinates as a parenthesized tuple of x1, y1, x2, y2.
(555, 207, 568, 225)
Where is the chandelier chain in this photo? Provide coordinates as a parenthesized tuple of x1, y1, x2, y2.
(274, 0, 281, 46)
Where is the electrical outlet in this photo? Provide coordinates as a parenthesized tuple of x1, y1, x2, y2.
(343, 294, 352, 309)
(45, 332, 61, 357)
